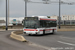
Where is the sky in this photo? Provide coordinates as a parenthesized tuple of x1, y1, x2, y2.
(0, 0, 75, 17)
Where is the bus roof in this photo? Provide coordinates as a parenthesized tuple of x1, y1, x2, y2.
(24, 17, 56, 21)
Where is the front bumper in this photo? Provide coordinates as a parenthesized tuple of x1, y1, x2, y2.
(23, 31, 42, 35)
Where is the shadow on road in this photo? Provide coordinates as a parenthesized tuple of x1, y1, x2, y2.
(25, 33, 57, 37)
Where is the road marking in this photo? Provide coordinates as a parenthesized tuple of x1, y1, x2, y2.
(60, 36, 75, 40)
(58, 41, 75, 46)
(27, 41, 56, 50)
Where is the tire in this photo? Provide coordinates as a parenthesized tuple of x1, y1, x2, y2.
(28, 34, 31, 36)
(23, 32, 26, 34)
(43, 30, 45, 35)
(52, 29, 54, 34)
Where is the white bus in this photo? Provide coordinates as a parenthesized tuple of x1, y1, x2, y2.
(23, 17, 57, 35)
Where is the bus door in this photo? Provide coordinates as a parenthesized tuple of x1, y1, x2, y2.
(45, 21, 50, 33)
(45, 28, 50, 33)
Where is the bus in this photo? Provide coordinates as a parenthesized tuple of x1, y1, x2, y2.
(23, 17, 57, 35)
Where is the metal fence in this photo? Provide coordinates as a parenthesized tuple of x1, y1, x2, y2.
(57, 20, 75, 25)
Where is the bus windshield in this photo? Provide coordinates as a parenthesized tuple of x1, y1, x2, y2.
(24, 20, 39, 29)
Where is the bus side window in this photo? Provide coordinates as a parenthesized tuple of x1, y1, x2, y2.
(40, 20, 46, 27)
(40, 20, 43, 27)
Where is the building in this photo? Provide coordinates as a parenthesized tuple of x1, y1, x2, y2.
(50, 15, 59, 20)
(0, 17, 24, 25)
(50, 15, 59, 25)
(62, 15, 75, 20)
(0, 20, 6, 26)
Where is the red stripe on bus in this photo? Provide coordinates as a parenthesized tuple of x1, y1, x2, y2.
(54, 29, 56, 30)
(40, 18, 56, 21)
(24, 29, 38, 31)
(40, 30, 43, 31)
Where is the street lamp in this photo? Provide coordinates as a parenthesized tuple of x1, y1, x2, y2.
(24, 0, 74, 29)
(58, 1, 75, 29)
(24, 0, 50, 17)
(6, 0, 8, 30)
(8, 0, 9, 26)
(68, 2, 75, 5)
(59, 0, 61, 29)
(24, 0, 51, 17)
(25, 0, 27, 17)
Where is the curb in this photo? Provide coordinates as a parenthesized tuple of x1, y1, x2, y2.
(10, 31, 26, 42)
(8, 29, 22, 30)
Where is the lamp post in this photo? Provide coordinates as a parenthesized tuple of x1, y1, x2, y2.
(59, 0, 61, 29)
(24, 0, 50, 18)
(8, 0, 9, 25)
(24, 0, 74, 28)
(6, 0, 8, 30)
(25, 0, 27, 17)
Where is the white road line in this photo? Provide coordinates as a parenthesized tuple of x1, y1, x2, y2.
(60, 36, 75, 40)
(28, 41, 56, 50)
(58, 41, 75, 46)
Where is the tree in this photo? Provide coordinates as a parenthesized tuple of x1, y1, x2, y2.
(47, 16, 50, 18)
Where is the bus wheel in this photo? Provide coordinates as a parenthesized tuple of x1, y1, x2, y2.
(28, 34, 31, 36)
(43, 30, 45, 35)
(52, 29, 54, 34)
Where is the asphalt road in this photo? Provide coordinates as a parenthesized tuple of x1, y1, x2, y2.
(0, 31, 46, 50)
(0, 31, 75, 50)
(23, 31, 75, 50)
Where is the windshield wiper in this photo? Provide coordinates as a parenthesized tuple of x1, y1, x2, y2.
(26, 27, 29, 28)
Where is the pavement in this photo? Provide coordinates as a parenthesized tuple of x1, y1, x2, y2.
(0, 29, 75, 50)
(0, 31, 47, 50)
(23, 31, 75, 50)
